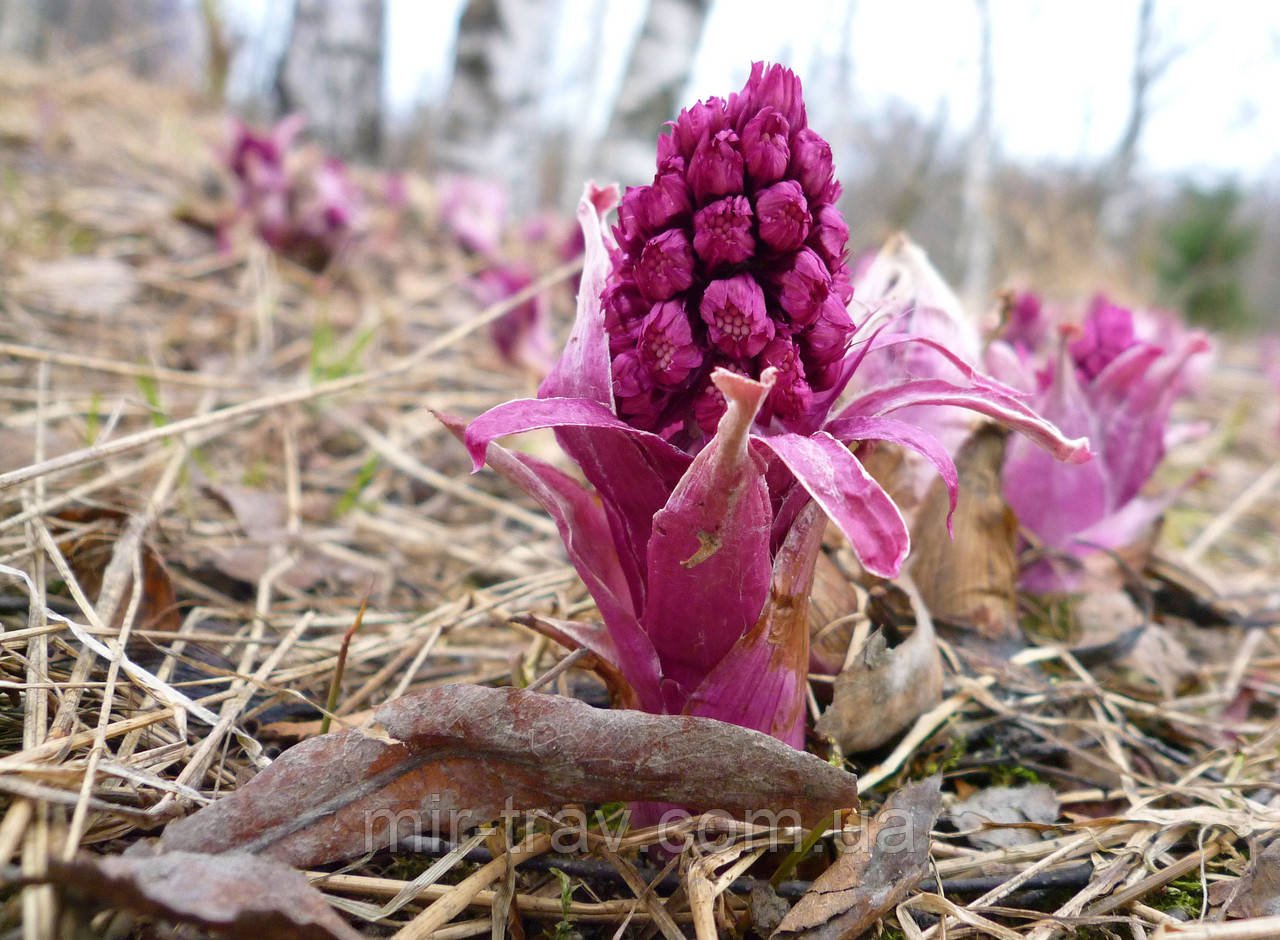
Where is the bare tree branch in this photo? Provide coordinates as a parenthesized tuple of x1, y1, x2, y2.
(959, 0, 994, 307)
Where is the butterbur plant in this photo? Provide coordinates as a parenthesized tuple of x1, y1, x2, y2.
(998, 294, 1211, 592)
(467, 262, 555, 374)
(440, 176, 562, 372)
(454, 63, 1089, 748)
(224, 115, 363, 269)
(439, 174, 508, 258)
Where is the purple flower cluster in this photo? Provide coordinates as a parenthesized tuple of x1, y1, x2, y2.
(603, 63, 855, 443)
(996, 294, 1211, 591)
(225, 116, 362, 268)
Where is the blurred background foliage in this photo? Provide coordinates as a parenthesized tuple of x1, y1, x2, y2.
(0, 0, 1275, 331)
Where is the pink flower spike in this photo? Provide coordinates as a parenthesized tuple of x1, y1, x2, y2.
(460, 70, 1092, 755)
(1070, 295, 1139, 379)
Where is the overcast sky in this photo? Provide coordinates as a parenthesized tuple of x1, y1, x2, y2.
(231, 0, 1280, 180)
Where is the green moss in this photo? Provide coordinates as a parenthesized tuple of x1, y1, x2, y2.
(1150, 876, 1205, 917)
(988, 764, 1042, 787)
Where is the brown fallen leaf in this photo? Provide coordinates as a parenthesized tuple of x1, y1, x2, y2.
(1147, 551, 1245, 626)
(752, 882, 792, 936)
(1219, 838, 1280, 918)
(773, 776, 943, 939)
(160, 683, 860, 868)
(808, 551, 866, 675)
(944, 784, 1059, 849)
(1070, 589, 1145, 653)
(197, 480, 366, 593)
(205, 482, 289, 538)
(816, 578, 943, 754)
(1061, 591, 1195, 696)
(48, 850, 360, 940)
(909, 423, 1021, 649)
(56, 506, 182, 635)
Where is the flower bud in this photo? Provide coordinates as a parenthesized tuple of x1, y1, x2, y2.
(635, 228, 696, 301)
(639, 300, 705, 387)
(700, 274, 774, 359)
(777, 247, 832, 325)
(741, 106, 791, 184)
(756, 180, 811, 253)
(693, 196, 755, 270)
(791, 128, 835, 201)
(688, 129, 745, 203)
(810, 203, 849, 268)
(1070, 296, 1138, 379)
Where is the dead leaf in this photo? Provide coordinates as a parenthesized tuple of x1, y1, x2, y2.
(773, 776, 943, 939)
(752, 882, 791, 936)
(1219, 838, 1280, 918)
(160, 683, 860, 868)
(1118, 624, 1196, 697)
(944, 784, 1059, 849)
(198, 481, 370, 593)
(816, 578, 943, 753)
(1147, 552, 1243, 626)
(15, 257, 140, 317)
(205, 482, 288, 539)
(909, 424, 1021, 648)
(49, 850, 360, 940)
(56, 507, 182, 634)
(205, 544, 335, 592)
(808, 551, 866, 675)
(1073, 590, 1144, 646)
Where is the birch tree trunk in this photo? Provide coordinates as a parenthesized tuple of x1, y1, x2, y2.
(958, 0, 993, 309)
(598, 0, 712, 184)
(1099, 0, 1173, 246)
(0, 0, 45, 57)
(277, 0, 385, 161)
(439, 0, 560, 213)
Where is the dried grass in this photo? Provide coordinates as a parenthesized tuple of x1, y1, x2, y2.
(1, 58, 1278, 938)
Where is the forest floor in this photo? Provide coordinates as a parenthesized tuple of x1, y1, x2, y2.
(1, 60, 1279, 939)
